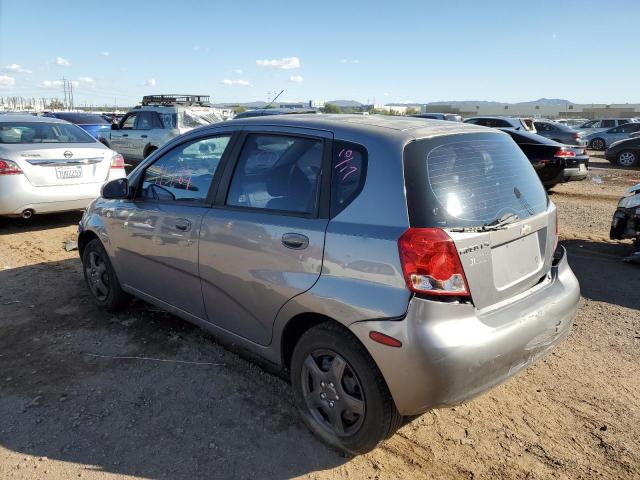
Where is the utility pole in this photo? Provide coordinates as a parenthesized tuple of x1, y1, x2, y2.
(62, 77, 68, 110)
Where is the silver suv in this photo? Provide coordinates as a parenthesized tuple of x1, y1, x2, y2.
(108, 95, 222, 166)
(79, 115, 580, 454)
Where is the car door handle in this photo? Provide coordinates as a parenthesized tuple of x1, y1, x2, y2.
(141, 135, 148, 138)
(175, 219, 191, 232)
(282, 233, 309, 250)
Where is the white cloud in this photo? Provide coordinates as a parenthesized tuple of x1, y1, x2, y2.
(289, 75, 303, 83)
(235, 69, 243, 74)
(551, 33, 558, 39)
(41, 80, 63, 88)
(144, 78, 157, 87)
(56, 57, 71, 67)
(100, 51, 110, 57)
(340, 59, 360, 64)
(78, 76, 95, 86)
(383, 92, 389, 97)
(256, 57, 300, 70)
(0, 75, 15, 89)
(2, 64, 32, 74)
(221, 79, 252, 86)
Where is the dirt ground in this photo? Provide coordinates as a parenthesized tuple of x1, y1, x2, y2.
(0, 153, 638, 480)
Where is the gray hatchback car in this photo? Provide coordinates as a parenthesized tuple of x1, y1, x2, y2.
(79, 115, 580, 454)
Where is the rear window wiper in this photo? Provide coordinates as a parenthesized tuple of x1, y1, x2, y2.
(449, 213, 519, 232)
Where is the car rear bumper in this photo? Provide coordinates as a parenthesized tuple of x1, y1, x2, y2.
(0, 174, 119, 216)
(349, 246, 579, 416)
(563, 166, 589, 181)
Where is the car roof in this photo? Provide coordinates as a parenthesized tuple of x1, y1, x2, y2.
(0, 114, 68, 124)
(219, 114, 491, 142)
(499, 128, 559, 145)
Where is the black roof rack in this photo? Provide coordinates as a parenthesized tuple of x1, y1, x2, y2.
(141, 94, 211, 106)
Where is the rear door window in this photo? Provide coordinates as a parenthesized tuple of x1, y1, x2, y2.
(404, 133, 548, 228)
(331, 141, 367, 216)
(601, 120, 616, 128)
(226, 134, 323, 215)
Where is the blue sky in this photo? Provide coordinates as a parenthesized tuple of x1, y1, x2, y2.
(1, 0, 639, 106)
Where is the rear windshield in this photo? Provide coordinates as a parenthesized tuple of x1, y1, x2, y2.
(178, 108, 222, 128)
(0, 122, 95, 144)
(50, 113, 109, 124)
(404, 133, 548, 228)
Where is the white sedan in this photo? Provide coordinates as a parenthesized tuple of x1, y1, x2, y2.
(0, 114, 125, 218)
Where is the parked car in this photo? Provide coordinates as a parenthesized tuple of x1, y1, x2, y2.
(556, 118, 589, 129)
(410, 113, 463, 122)
(576, 118, 637, 135)
(109, 94, 222, 167)
(234, 107, 320, 119)
(533, 120, 587, 147)
(604, 136, 640, 167)
(610, 182, 640, 250)
(499, 129, 589, 188)
(0, 115, 125, 218)
(584, 122, 640, 150)
(464, 116, 536, 133)
(43, 112, 111, 145)
(78, 115, 579, 454)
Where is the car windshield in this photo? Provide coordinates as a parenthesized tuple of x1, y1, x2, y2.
(51, 113, 109, 125)
(404, 133, 548, 228)
(179, 108, 222, 128)
(0, 122, 95, 144)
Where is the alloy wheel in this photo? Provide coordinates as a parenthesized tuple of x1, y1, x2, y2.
(85, 251, 110, 301)
(591, 139, 605, 150)
(618, 151, 637, 167)
(301, 349, 365, 436)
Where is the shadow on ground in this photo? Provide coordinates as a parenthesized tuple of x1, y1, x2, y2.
(0, 211, 83, 235)
(0, 259, 347, 479)
(562, 238, 639, 311)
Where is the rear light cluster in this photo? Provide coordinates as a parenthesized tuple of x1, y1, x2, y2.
(398, 228, 470, 297)
(0, 159, 23, 175)
(554, 149, 577, 158)
(110, 153, 125, 170)
(572, 132, 581, 139)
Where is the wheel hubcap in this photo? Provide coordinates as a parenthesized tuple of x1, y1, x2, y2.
(301, 350, 365, 436)
(619, 152, 636, 166)
(592, 140, 604, 149)
(85, 251, 109, 301)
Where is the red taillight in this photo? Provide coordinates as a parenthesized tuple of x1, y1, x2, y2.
(0, 159, 23, 175)
(572, 132, 580, 139)
(554, 149, 576, 158)
(398, 228, 469, 297)
(369, 331, 402, 348)
(110, 154, 125, 169)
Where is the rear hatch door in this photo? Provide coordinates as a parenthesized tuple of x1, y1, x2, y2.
(404, 131, 555, 310)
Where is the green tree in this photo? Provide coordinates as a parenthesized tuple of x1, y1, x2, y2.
(323, 103, 341, 114)
(405, 107, 418, 116)
(48, 99, 64, 110)
(234, 106, 246, 114)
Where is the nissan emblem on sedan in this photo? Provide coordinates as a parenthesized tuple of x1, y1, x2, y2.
(64, 150, 73, 159)
(78, 114, 580, 454)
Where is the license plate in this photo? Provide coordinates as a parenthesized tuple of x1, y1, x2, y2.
(579, 163, 587, 172)
(55, 166, 83, 179)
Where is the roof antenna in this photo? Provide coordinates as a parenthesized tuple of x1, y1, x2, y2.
(263, 89, 284, 110)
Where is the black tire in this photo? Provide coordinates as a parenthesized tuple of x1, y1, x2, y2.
(616, 150, 639, 168)
(144, 146, 157, 159)
(590, 138, 605, 150)
(290, 322, 402, 454)
(82, 238, 129, 311)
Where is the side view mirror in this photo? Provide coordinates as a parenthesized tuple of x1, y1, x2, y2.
(111, 124, 119, 130)
(102, 178, 129, 199)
